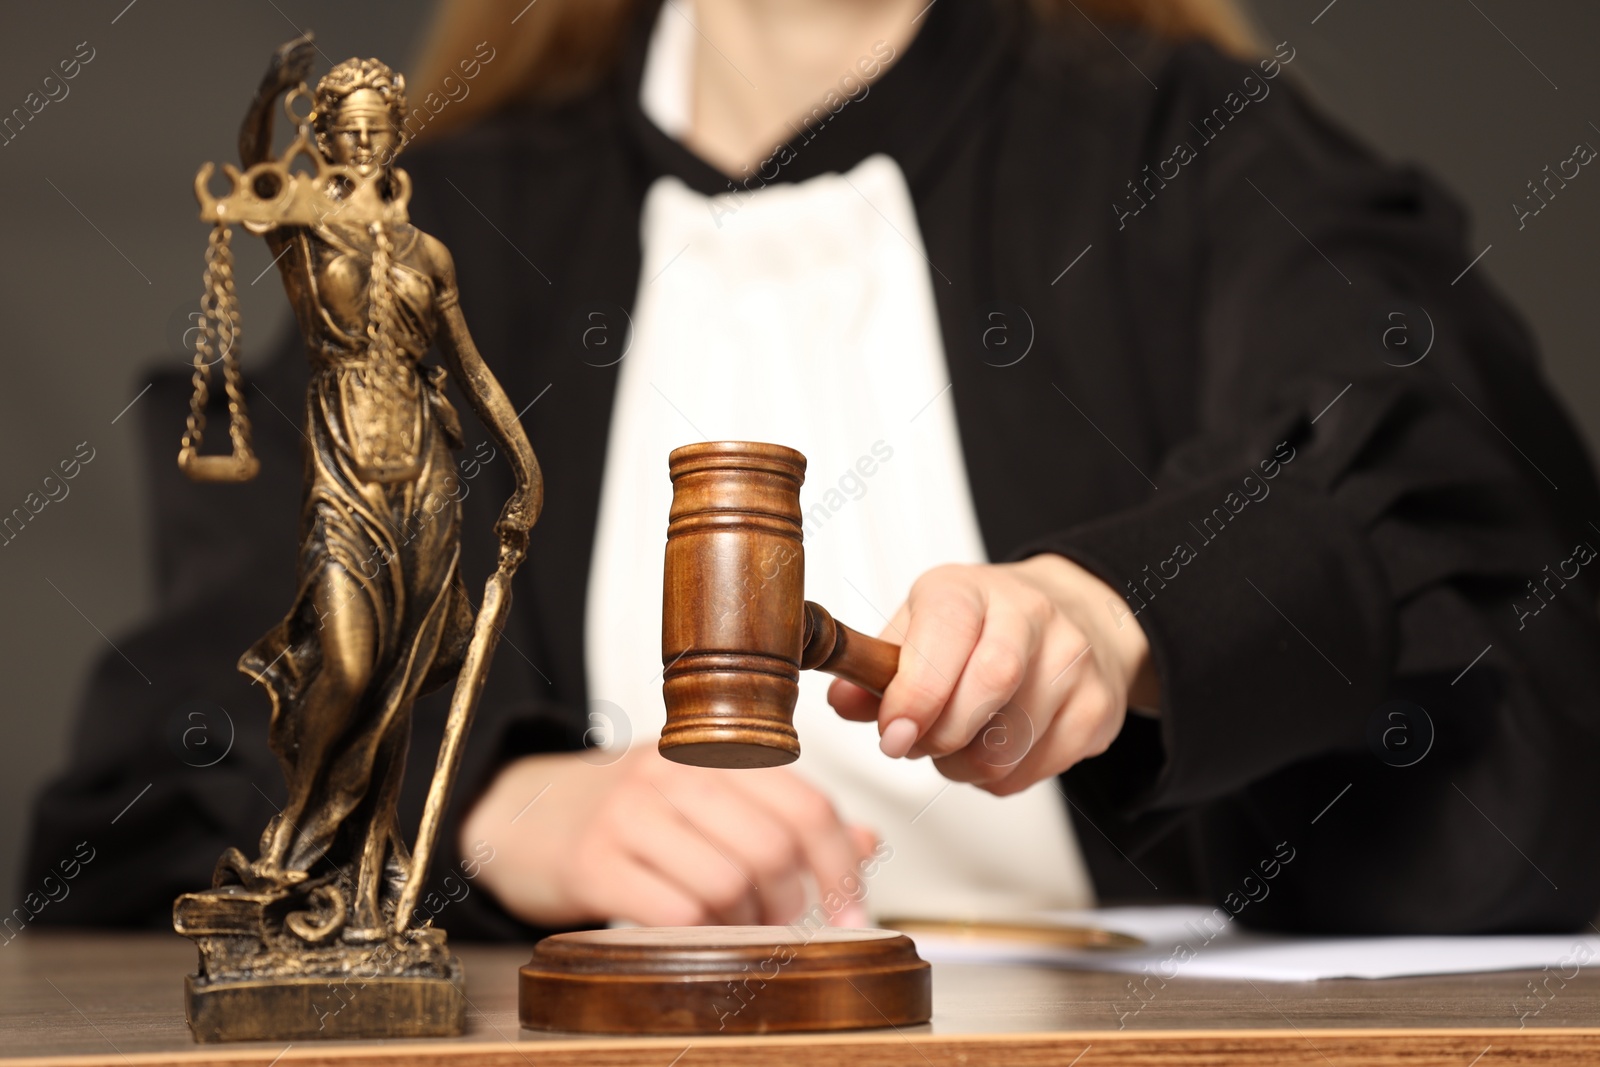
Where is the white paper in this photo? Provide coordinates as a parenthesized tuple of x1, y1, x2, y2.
(902, 906, 1600, 981)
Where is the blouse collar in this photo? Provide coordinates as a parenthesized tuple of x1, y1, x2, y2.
(614, 0, 1022, 197)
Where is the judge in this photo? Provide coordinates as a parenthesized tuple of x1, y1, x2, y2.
(24, 0, 1600, 938)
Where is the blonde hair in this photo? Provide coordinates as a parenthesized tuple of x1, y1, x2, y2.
(411, 0, 1258, 139)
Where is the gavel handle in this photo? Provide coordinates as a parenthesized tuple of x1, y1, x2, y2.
(800, 601, 900, 697)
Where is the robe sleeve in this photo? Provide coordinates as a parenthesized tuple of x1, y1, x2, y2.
(1040, 42, 1600, 933)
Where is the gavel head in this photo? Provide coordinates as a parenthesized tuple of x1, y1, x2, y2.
(660, 441, 807, 768)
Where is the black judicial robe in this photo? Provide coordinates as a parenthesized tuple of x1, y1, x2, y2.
(25, 0, 1600, 937)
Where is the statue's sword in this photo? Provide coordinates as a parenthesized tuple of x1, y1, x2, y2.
(395, 562, 515, 933)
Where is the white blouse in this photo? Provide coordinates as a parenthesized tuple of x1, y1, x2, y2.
(582, 1, 1095, 920)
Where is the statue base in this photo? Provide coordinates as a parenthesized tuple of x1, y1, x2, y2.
(175, 881, 466, 1042)
(185, 970, 466, 1042)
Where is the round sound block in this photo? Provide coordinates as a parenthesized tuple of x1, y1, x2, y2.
(518, 926, 931, 1035)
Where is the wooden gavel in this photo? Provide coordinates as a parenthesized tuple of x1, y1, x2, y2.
(660, 441, 902, 768)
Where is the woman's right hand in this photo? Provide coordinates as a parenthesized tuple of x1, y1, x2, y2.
(459, 747, 878, 928)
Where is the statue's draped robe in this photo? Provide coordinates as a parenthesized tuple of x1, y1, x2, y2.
(238, 222, 472, 896)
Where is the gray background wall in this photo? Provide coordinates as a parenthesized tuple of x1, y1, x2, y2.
(1, 0, 1596, 903)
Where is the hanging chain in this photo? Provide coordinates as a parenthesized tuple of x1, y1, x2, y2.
(340, 217, 424, 481)
(180, 100, 404, 484)
(366, 221, 401, 367)
(179, 224, 260, 483)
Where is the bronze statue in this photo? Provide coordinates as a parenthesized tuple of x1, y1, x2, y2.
(171, 35, 541, 1042)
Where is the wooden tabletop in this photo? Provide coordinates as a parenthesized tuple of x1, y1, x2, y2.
(4, 931, 1598, 1066)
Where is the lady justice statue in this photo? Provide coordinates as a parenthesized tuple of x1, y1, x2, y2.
(171, 35, 541, 1041)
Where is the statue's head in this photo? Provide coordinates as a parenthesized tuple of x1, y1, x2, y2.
(313, 58, 406, 175)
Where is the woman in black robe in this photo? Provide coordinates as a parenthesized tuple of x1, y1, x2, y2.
(23, 0, 1600, 938)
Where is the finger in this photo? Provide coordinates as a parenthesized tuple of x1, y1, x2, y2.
(824, 601, 908, 722)
(911, 596, 1040, 759)
(981, 675, 1122, 797)
(653, 772, 809, 925)
(618, 787, 763, 926)
(821, 601, 904, 728)
(580, 855, 714, 928)
(827, 677, 881, 722)
(929, 621, 1088, 786)
(847, 824, 879, 860)
(929, 699, 1043, 787)
(731, 770, 872, 927)
(833, 824, 880, 927)
(876, 600, 912, 644)
(876, 568, 985, 757)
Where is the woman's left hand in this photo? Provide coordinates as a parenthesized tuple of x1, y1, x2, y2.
(828, 554, 1159, 795)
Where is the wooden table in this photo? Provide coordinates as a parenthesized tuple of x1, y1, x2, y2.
(3, 931, 1597, 1065)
